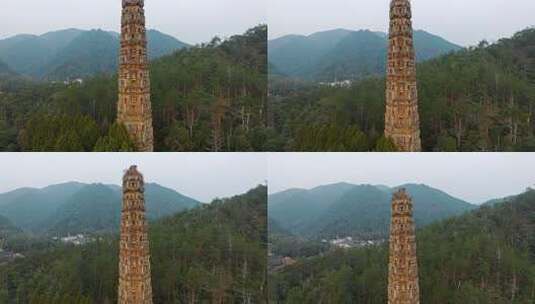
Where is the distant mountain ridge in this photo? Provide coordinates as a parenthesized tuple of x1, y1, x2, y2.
(0, 28, 190, 80)
(0, 182, 200, 235)
(269, 28, 462, 81)
(269, 182, 477, 239)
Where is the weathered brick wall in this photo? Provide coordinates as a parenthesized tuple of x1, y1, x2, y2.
(384, 0, 422, 152)
(388, 188, 420, 304)
(118, 166, 153, 304)
(117, 0, 154, 152)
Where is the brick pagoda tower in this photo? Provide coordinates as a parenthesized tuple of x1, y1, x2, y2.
(384, 0, 422, 152)
(117, 0, 154, 152)
(118, 165, 153, 304)
(388, 189, 420, 304)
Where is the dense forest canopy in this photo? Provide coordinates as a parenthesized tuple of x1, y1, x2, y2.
(270, 189, 535, 303)
(0, 25, 267, 152)
(268, 28, 535, 152)
(0, 186, 267, 304)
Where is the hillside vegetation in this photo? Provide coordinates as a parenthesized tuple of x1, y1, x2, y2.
(0, 29, 188, 80)
(269, 183, 476, 239)
(268, 28, 535, 152)
(0, 25, 268, 152)
(0, 186, 267, 304)
(0, 182, 199, 235)
(268, 29, 460, 81)
(270, 189, 535, 303)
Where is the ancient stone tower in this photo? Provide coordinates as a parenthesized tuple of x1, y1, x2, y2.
(117, 0, 154, 152)
(384, 0, 422, 152)
(388, 189, 420, 304)
(118, 165, 153, 304)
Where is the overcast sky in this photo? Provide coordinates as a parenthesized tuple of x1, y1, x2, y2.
(269, 0, 535, 46)
(0, 153, 266, 202)
(268, 153, 535, 204)
(0, 0, 266, 44)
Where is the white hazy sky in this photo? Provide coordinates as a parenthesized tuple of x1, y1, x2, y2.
(0, 0, 266, 44)
(269, 0, 535, 46)
(268, 153, 535, 204)
(0, 153, 266, 202)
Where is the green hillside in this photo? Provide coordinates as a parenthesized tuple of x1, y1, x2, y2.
(268, 27, 535, 152)
(0, 28, 189, 80)
(0, 59, 15, 77)
(270, 189, 535, 303)
(42, 30, 119, 80)
(45, 184, 121, 235)
(0, 214, 18, 234)
(0, 186, 267, 304)
(268, 29, 461, 81)
(0, 25, 267, 152)
(0, 182, 86, 231)
(0, 182, 200, 235)
(269, 183, 476, 239)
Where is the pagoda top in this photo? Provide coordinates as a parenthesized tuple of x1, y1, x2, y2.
(123, 0, 144, 7)
(392, 188, 411, 201)
(124, 165, 143, 178)
(390, 0, 410, 6)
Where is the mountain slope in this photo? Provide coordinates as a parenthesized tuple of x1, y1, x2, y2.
(268, 28, 461, 81)
(146, 29, 190, 59)
(45, 183, 201, 235)
(0, 182, 87, 230)
(0, 182, 200, 234)
(268, 182, 357, 233)
(0, 28, 189, 80)
(270, 189, 535, 303)
(0, 214, 18, 234)
(269, 183, 477, 239)
(42, 30, 119, 80)
(45, 184, 122, 235)
(0, 186, 267, 303)
(0, 59, 15, 77)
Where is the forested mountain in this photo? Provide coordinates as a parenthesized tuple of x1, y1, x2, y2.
(0, 59, 15, 77)
(0, 182, 200, 235)
(269, 183, 476, 239)
(0, 25, 267, 152)
(0, 28, 189, 80)
(0, 214, 18, 234)
(0, 186, 267, 304)
(270, 189, 535, 303)
(268, 29, 461, 81)
(268, 27, 535, 152)
(0, 182, 86, 231)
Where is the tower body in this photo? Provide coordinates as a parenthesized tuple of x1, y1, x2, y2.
(384, 0, 422, 152)
(117, 0, 154, 152)
(118, 165, 153, 304)
(388, 189, 420, 304)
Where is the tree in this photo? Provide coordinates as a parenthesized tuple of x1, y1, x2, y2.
(93, 123, 135, 152)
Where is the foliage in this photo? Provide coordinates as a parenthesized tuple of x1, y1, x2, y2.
(93, 123, 135, 152)
(0, 25, 267, 152)
(269, 28, 535, 151)
(0, 186, 267, 304)
(270, 189, 535, 303)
